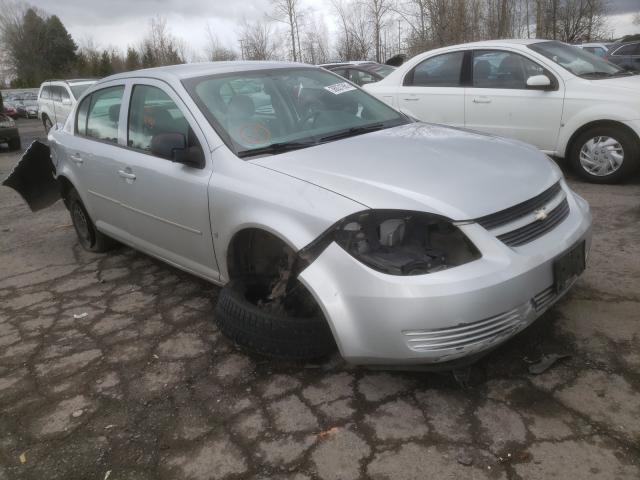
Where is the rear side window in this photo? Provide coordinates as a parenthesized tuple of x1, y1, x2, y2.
(40, 86, 50, 99)
(127, 84, 190, 156)
(405, 52, 464, 87)
(85, 86, 124, 143)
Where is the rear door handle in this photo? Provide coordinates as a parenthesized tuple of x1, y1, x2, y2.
(117, 170, 136, 180)
(402, 97, 420, 101)
(473, 96, 492, 104)
(69, 154, 84, 165)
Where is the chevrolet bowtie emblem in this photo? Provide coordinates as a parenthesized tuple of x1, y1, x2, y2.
(534, 208, 548, 221)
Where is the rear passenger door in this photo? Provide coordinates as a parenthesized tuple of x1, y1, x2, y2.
(115, 79, 219, 281)
(396, 51, 465, 127)
(64, 84, 129, 234)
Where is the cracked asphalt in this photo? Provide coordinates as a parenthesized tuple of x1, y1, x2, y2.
(1, 118, 639, 480)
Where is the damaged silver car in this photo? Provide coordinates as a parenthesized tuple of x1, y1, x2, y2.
(3, 62, 592, 367)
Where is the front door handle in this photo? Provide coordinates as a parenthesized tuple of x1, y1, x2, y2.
(69, 154, 83, 165)
(473, 96, 492, 104)
(117, 169, 136, 180)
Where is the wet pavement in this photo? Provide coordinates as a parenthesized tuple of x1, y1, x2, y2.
(1, 119, 639, 479)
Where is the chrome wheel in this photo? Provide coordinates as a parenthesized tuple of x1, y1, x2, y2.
(579, 136, 624, 176)
(72, 203, 92, 248)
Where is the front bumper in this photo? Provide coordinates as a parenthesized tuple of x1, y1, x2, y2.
(299, 182, 592, 365)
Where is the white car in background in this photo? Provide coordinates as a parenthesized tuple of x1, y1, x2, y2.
(575, 42, 611, 58)
(365, 39, 640, 183)
(38, 79, 96, 133)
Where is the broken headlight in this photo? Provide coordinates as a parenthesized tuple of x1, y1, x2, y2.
(301, 210, 481, 275)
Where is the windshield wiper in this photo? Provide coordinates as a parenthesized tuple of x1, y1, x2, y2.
(238, 141, 315, 158)
(319, 123, 386, 143)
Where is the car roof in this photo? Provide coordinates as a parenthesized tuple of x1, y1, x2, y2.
(41, 79, 97, 86)
(98, 61, 311, 85)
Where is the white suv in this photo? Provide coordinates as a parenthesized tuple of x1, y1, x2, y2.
(365, 39, 640, 183)
(38, 79, 95, 133)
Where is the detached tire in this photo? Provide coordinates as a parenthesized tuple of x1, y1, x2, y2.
(215, 279, 336, 360)
(68, 188, 117, 253)
(569, 125, 639, 183)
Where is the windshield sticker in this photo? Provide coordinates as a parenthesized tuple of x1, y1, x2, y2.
(324, 82, 357, 95)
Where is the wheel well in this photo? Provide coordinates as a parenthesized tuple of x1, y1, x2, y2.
(227, 228, 295, 281)
(565, 120, 640, 159)
(57, 176, 74, 207)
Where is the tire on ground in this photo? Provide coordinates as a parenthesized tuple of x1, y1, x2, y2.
(8, 137, 20, 151)
(68, 188, 117, 253)
(569, 125, 640, 184)
(214, 279, 336, 360)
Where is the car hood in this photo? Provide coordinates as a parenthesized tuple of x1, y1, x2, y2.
(251, 123, 561, 220)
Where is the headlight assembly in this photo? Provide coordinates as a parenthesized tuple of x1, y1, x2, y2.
(300, 210, 481, 276)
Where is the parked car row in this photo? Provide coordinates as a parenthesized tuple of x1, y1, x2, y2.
(37, 78, 96, 132)
(2, 91, 39, 119)
(365, 39, 640, 183)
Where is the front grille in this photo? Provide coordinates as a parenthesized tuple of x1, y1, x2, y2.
(497, 198, 570, 247)
(476, 182, 562, 230)
(403, 307, 524, 353)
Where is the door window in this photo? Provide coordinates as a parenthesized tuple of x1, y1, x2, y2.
(85, 86, 124, 143)
(59, 87, 71, 103)
(405, 52, 464, 87)
(51, 86, 62, 102)
(127, 84, 194, 158)
(472, 50, 545, 89)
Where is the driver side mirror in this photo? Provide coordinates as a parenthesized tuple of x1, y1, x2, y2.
(526, 75, 553, 90)
(150, 132, 205, 169)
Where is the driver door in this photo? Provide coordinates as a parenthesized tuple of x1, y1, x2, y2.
(464, 49, 564, 152)
(115, 79, 219, 281)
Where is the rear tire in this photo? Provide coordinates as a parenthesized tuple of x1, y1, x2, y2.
(569, 125, 639, 184)
(43, 116, 53, 134)
(68, 188, 117, 253)
(214, 278, 336, 360)
(8, 137, 20, 151)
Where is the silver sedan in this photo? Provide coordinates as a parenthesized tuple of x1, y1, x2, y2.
(6, 61, 592, 367)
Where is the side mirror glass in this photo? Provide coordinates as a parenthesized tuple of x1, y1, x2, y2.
(526, 74, 552, 90)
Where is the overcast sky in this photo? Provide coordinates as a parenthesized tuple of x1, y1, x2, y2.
(23, 0, 640, 58)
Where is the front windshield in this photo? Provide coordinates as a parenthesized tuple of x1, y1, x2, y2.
(183, 67, 408, 157)
(70, 83, 93, 99)
(529, 41, 627, 78)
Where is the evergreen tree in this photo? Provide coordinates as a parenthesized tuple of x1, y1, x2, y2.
(43, 15, 77, 78)
(125, 47, 141, 71)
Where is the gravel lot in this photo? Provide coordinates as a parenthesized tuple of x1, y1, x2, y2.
(1, 118, 639, 480)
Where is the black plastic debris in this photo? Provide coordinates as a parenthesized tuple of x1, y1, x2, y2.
(1, 140, 60, 211)
(527, 353, 571, 375)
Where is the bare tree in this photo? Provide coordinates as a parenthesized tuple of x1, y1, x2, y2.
(239, 19, 278, 60)
(140, 16, 184, 67)
(364, 0, 392, 62)
(299, 14, 330, 64)
(271, 0, 302, 61)
(333, 0, 373, 60)
(204, 23, 238, 61)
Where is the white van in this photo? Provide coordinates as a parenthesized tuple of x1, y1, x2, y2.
(37, 79, 96, 132)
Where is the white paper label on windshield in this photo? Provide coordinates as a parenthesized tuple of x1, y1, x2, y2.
(324, 82, 357, 95)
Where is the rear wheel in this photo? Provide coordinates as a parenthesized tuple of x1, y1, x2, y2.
(569, 126, 639, 183)
(43, 116, 53, 134)
(8, 137, 20, 151)
(68, 188, 116, 252)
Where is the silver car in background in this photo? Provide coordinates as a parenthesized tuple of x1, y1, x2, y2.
(12, 62, 591, 367)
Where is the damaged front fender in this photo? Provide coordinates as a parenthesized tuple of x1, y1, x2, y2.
(1, 140, 60, 211)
